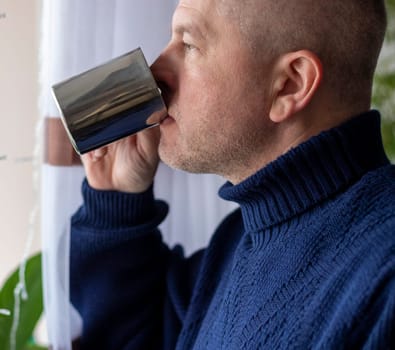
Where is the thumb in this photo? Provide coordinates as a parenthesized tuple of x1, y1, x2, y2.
(82, 146, 108, 163)
(137, 126, 161, 160)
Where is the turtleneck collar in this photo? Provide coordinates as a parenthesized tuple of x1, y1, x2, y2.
(219, 110, 390, 232)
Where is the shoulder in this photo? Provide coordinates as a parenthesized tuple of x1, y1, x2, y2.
(324, 164, 395, 310)
(347, 165, 395, 269)
(346, 164, 395, 231)
(339, 164, 395, 311)
(360, 164, 395, 201)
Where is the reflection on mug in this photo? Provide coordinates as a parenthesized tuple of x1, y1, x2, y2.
(51, 48, 167, 155)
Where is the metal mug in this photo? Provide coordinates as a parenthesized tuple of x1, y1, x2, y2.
(51, 48, 167, 155)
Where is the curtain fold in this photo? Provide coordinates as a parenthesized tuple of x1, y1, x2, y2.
(40, 1, 237, 348)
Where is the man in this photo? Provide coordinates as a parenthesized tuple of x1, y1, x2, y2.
(70, 0, 394, 349)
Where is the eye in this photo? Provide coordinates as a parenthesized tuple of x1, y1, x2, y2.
(183, 42, 196, 52)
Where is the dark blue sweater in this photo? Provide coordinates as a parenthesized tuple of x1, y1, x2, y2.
(71, 111, 395, 349)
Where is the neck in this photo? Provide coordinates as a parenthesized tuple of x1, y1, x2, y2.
(226, 100, 372, 184)
(219, 110, 389, 231)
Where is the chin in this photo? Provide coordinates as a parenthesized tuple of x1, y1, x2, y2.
(159, 146, 189, 172)
(158, 142, 178, 168)
(158, 135, 216, 174)
(160, 151, 214, 175)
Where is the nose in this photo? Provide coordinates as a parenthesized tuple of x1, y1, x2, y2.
(151, 46, 178, 106)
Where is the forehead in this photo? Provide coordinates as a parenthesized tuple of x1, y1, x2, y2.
(177, 0, 239, 17)
(173, 0, 216, 36)
(178, 0, 214, 11)
(175, 0, 219, 22)
(174, 0, 234, 35)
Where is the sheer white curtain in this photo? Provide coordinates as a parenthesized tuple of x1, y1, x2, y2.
(40, 0, 237, 348)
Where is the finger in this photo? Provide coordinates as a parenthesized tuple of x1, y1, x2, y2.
(138, 126, 161, 158)
(82, 147, 108, 163)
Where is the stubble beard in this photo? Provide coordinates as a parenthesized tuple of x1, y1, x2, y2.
(158, 112, 268, 181)
(159, 122, 224, 175)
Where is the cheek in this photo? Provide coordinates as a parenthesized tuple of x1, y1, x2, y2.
(176, 61, 257, 131)
(178, 74, 219, 119)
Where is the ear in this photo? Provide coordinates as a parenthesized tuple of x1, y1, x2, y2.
(269, 50, 323, 123)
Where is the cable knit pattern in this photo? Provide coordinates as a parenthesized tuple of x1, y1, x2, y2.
(70, 110, 395, 349)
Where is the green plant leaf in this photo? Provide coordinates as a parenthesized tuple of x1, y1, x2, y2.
(0, 253, 44, 350)
(23, 345, 47, 350)
(382, 119, 395, 162)
(373, 0, 395, 162)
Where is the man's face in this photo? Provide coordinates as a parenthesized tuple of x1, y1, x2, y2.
(152, 0, 276, 182)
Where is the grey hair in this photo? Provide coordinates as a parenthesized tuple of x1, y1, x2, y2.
(217, 0, 387, 101)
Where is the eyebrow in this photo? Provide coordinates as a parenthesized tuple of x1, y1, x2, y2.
(172, 9, 209, 40)
(174, 23, 204, 40)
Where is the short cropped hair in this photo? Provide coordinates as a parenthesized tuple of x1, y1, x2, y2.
(220, 0, 387, 102)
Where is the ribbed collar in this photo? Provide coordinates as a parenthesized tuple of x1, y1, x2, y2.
(219, 110, 389, 232)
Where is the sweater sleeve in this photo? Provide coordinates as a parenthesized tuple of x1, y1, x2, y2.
(70, 179, 203, 350)
(361, 275, 395, 349)
(345, 254, 395, 350)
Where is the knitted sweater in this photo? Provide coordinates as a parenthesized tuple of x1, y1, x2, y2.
(70, 110, 395, 350)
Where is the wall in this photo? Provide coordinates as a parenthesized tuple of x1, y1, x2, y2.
(0, 0, 41, 284)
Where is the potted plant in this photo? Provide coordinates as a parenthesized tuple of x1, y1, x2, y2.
(374, 0, 395, 161)
(0, 253, 46, 350)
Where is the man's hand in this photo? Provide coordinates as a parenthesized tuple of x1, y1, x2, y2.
(81, 126, 160, 193)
